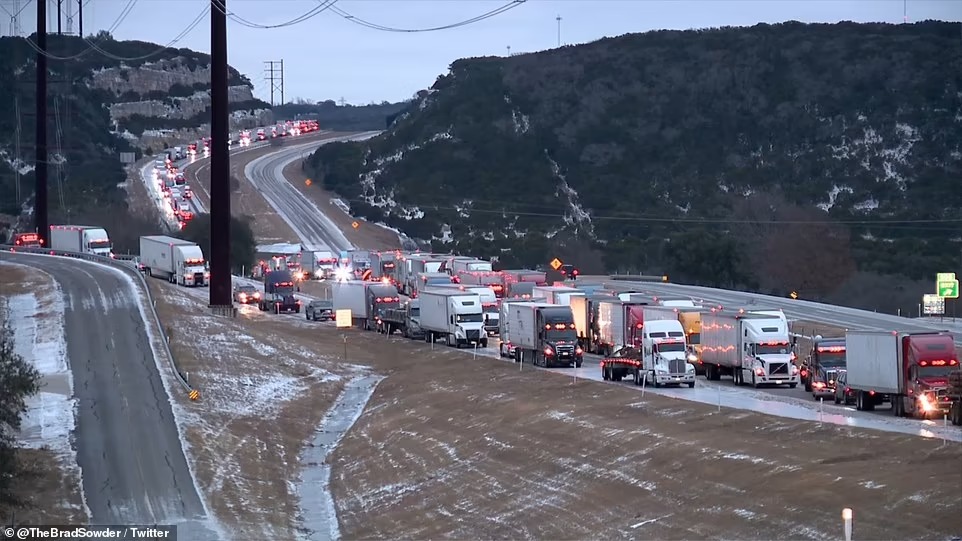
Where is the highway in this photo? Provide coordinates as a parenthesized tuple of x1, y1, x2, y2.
(6, 253, 221, 539)
(243, 132, 380, 252)
(608, 279, 962, 347)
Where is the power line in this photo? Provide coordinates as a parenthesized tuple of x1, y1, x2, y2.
(326, 0, 526, 33)
(22, 0, 207, 61)
(213, 0, 337, 29)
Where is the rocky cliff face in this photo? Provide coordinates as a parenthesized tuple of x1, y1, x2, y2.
(86, 56, 270, 147)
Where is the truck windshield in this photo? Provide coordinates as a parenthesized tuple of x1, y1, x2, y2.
(817, 351, 846, 364)
(655, 342, 686, 353)
(546, 328, 577, 340)
(88, 240, 111, 249)
(456, 313, 483, 323)
(918, 364, 956, 379)
(409, 308, 420, 317)
(688, 334, 700, 345)
(755, 343, 791, 355)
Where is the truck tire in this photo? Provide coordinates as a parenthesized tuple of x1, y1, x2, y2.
(480, 338, 488, 348)
(687, 382, 695, 388)
(788, 383, 797, 389)
(575, 361, 582, 368)
(952, 402, 962, 426)
(274, 304, 280, 315)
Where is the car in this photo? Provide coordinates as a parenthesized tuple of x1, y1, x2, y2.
(833, 370, 855, 406)
(305, 299, 334, 321)
(233, 284, 261, 304)
(183, 187, 193, 199)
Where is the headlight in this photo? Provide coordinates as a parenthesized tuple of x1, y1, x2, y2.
(687, 354, 698, 362)
(686, 365, 695, 372)
(656, 369, 667, 375)
(334, 267, 352, 281)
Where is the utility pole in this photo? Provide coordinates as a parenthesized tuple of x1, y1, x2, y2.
(209, 0, 232, 312)
(78, 0, 83, 36)
(264, 60, 284, 106)
(36, 0, 48, 243)
(556, 15, 562, 47)
(57, 0, 63, 35)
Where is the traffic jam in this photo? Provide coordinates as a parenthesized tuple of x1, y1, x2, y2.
(152, 155, 194, 230)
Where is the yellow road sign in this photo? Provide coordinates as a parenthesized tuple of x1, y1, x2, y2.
(189, 389, 200, 401)
(305, 178, 312, 186)
(550, 258, 563, 270)
(352, 221, 360, 229)
(790, 291, 798, 299)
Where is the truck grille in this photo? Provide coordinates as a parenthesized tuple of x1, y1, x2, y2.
(466, 330, 481, 341)
(770, 363, 789, 376)
(668, 359, 687, 374)
(556, 345, 575, 357)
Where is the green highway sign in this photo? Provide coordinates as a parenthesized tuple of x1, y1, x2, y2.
(936, 272, 956, 282)
(938, 279, 959, 299)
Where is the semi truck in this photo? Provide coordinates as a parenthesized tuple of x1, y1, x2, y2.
(700, 308, 799, 387)
(370, 251, 398, 282)
(502, 269, 547, 286)
(379, 299, 424, 339)
(453, 258, 492, 275)
(399, 254, 445, 295)
(458, 271, 505, 298)
(677, 308, 707, 375)
(948, 369, 962, 425)
(332, 280, 369, 327)
(844, 330, 958, 418)
(366, 283, 401, 331)
(418, 289, 486, 348)
(504, 281, 535, 300)
(428, 284, 500, 335)
(801, 337, 847, 398)
(505, 302, 582, 368)
(139, 235, 208, 286)
(532, 285, 584, 306)
(595, 300, 648, 355)
(49, 225, 113, 257)
(412, 272, 453, 298)
(600, 318, 695, 387)
(259, 269, 301, 313)
(498, 298, 529, 359)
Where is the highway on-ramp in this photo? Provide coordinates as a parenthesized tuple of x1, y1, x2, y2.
(6, 253, 220, 539)
(243, 132, 380, 252)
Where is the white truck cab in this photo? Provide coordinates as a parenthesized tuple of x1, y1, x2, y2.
(739, 310, 798, 386)
(642, 319, 696, 386)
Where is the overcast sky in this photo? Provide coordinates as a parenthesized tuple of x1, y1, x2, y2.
(5, 0, 961, 104)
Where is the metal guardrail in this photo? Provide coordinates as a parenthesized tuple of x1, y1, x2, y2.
(608, 274, 670, 283)
(2, 245, 195, 395)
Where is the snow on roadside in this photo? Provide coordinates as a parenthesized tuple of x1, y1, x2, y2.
(0, 263, 91, 521)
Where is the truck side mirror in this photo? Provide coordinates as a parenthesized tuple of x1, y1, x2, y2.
(791, 336, 797, 347)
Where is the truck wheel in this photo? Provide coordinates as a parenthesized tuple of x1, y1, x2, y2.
(306, 312, 310, 320)
(274, 304, 280, 315)
(687, 382, 695, 388)
(481, 339, 488, 348)
(602, 366, 609, 380)
(952, 402, 962, 426)
(788, 383, 797, 389)
(575, 361, 582, 368)
(804, 381, 812, 393)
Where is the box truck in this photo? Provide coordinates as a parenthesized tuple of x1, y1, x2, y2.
(139, 235, 208, 287)
(332, 280, 369, 326)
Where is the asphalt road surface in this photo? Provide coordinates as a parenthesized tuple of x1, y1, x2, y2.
(243, 132, 380, 252)
(607, 279, 962, 347)
(8, 254, 220, 539)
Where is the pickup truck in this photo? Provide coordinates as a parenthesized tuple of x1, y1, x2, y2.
(306, 299, 334, 321)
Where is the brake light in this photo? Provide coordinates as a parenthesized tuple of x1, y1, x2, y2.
(754, 368, 765, 376)
(575, 346, 583, 355)
(543, 347, 553, 356)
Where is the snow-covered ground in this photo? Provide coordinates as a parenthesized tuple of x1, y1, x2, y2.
(1, 262, 90, 521)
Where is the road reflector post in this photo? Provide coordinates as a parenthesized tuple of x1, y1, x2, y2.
(842, 508, 853, 541)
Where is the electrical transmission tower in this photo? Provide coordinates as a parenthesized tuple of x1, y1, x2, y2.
(264, 60, 285, 106)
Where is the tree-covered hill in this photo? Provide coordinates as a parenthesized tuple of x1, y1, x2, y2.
(306, 21, 962, 311)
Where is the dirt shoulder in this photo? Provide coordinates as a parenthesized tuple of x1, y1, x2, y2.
(281, 156, 402, 250)
(147, 279, 371, 539)
(329, 334, 961, 539)
(0, 264, 86, 526)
